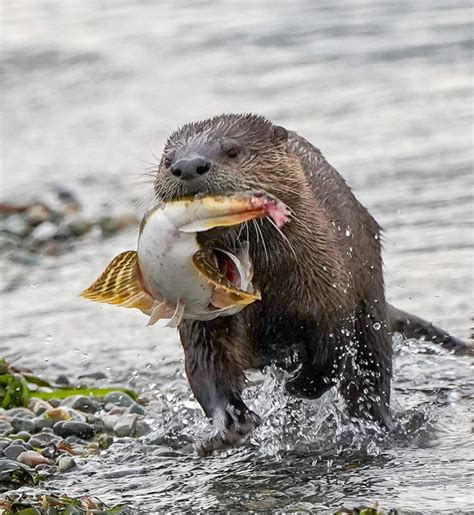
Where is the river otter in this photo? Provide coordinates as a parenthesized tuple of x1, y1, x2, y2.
(153, 113, 469, 454)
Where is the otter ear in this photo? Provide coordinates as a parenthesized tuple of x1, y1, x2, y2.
(271, 125, 288, 145)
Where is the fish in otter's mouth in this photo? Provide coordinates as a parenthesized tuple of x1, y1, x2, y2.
(80, 192, 290, 327)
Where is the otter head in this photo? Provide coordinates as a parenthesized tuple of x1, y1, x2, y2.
(154, 113, 304, 207)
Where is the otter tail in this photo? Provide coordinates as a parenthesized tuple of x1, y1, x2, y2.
(387, 304, 473, 356)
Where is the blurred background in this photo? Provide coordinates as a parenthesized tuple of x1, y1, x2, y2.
(1, 1, 473, 512)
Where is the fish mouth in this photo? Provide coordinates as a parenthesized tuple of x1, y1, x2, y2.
(214, 249, 242, 288)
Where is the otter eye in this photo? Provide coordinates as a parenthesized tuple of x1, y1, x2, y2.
(164, 157, 172, 168)
(226, 147, 239, 159)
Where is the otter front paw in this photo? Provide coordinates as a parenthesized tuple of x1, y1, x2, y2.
(197, 409, 262, 456)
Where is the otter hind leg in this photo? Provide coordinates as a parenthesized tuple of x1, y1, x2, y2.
(339, 307, 393, 429)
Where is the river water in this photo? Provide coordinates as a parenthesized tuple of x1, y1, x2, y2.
(1, 1, 473, 513)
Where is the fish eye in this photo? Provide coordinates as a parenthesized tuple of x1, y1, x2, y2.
(164, 157, 172, 168)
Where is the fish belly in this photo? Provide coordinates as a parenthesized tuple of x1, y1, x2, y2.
(137, 212, 211, 313)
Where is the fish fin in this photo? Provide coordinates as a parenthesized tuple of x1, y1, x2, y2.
(165, 300, 186, 328)
(180, 211, 264, 233)
(192, 250, 261, 308)
(147, 301, 166, 326)
(80, 251, 154, 312)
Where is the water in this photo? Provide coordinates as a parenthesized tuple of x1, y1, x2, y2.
(1, 1, 473, 513)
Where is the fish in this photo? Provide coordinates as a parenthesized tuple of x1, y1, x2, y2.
(80, 191, 290, 327)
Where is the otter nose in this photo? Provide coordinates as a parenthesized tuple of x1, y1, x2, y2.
(170, 157, 210, 181)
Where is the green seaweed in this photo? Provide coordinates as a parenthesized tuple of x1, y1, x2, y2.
(0, 358, 137, 409)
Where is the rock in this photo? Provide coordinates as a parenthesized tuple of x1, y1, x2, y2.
(98, 434, 114, 450)
(126, 403, 146, 416)
(77, 371, 107, 381)
(55, 375, 71, 386)
(28, 432, 59, 448)
(6, 407, 34, 419)
(30, 221, 57, 242)
(11, 417, 35, 433)
(45, 407, 85, 422)
(66, 217, 92, 237)
(32, 400, 53, 416)
(17, 450, 49, 467)
(64, 395, 101, 414)
(0, 458, 37, 485)
(113, 415, 151, 438)
(0, 420, 13, 436)
(33, 416, 54, 431)
(102, 414, 120, 432)
(3, 214, 30, 237)
(4, 443, 28, 461)
(57, 455, 77, 473)
(48, 398, 61, 407)
(54, 421, 95, 440)
(12, 431, 31, 442)
(104, 391, 135, 407)
(107, 406, 126, 416)
(0, 439, 10, 450)
(26, 204, 51, 226)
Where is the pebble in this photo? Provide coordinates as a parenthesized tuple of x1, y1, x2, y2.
(0, 439, 10, 450)
(98, 434, 114, 450)
(0, 420, 13, 436)
(12, 431, 31, 442)
(4, 443, 28, 461)
(33, 416, 54, 431)
(113, 415, 151, 438)
(11, 416, 35, 433)
(4, 215, 30, 237)
(32, 400, 53, 415)
(17, 450, 49, 467)
(126, 403, 146, 416)
(57, 455, 77, 473)
(26, 204, 51, 226)
(103, 414, 121, 432)
(64, 395, 101, 414)
(7, 407, 34, 419)
(28, 432, 59, 448)
(54, 421, 95, 440)
(104, 391, 135, 407)
(30, 221, 57, 242)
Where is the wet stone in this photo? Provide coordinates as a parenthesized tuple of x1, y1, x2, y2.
(28, 432, 59, 448)
(57, 455, 77, 473)
(32, 400, 53, 415)
(98, 434, 114, 450)
(64, 395, 101, 414)
(104, 391, 135, 407)
(55, 375, 71, 386)
(17, 450, 49, 467)
(0, 439, 10, 450)
(7, 407, 34, 419)
(0, 420, 13, 436)
(113, 415, 151, 438)
(103, 414, 120, 431)
(33, 416, 54, 431)
(30, 221, 57, 242)
(54, 421, 95, 440)
(126, 403, 146, 416)
(11, 416, 36, 433)
(12, 431, 31, 442)
(4, 443, 28, 461)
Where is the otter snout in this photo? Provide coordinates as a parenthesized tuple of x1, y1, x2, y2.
(171, 156, 211, 181)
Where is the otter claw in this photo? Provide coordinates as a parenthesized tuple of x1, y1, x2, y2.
(196, 410, 262, 457)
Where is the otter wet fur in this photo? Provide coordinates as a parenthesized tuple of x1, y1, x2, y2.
(152, 113, 470, 455)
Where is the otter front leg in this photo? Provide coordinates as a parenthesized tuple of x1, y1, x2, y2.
(179, 318, 261, 455)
